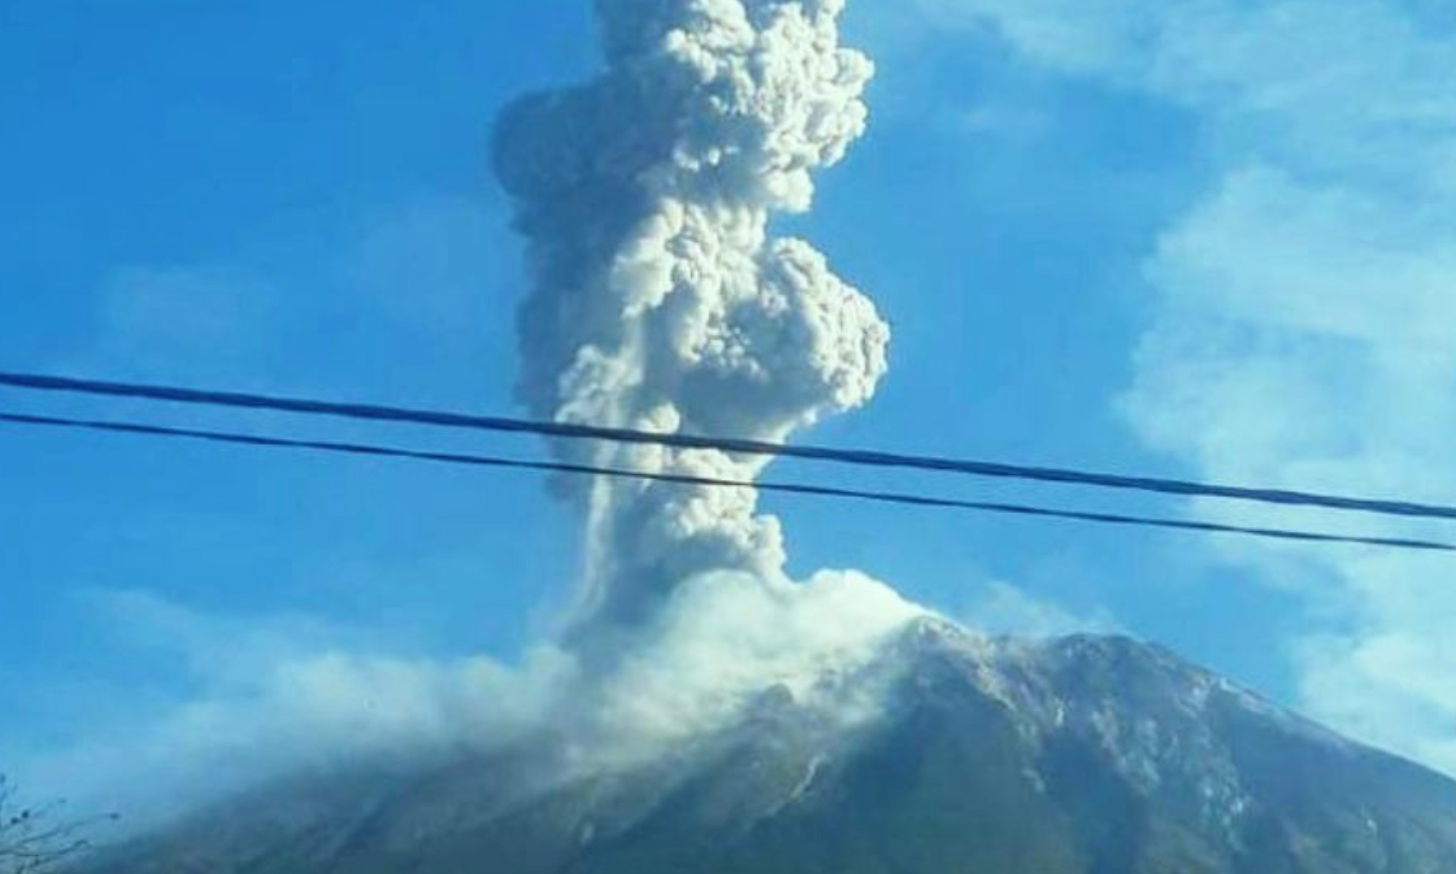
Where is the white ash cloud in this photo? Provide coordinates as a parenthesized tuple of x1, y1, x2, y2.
(579, 569, 927, 756)
(24, 573, 925, 829)
(17, 2, 939, 823)
(493, 0, 891, 634)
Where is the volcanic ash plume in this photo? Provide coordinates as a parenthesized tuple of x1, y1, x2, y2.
(494, 0, 889, 633)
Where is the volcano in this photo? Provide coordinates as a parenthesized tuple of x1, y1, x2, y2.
(85, 619, 1456, 874)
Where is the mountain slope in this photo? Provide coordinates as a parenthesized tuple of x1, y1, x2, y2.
(86, 620, 1456, 873)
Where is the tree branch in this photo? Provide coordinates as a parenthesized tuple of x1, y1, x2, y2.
(0, 776, 116, 874)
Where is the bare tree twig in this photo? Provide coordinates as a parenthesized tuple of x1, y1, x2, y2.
(0, 775, 117, 874)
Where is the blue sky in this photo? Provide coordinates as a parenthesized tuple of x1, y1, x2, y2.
(3, 0, 1453, 803)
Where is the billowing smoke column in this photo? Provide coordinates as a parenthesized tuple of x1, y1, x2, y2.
(494, 0, 888, 634)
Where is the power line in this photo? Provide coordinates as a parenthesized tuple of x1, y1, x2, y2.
(2, 370, 1453, 525)
(1, 409, 1451, 554)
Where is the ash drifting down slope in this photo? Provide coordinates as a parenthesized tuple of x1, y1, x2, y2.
(87, 621, 1456, 874)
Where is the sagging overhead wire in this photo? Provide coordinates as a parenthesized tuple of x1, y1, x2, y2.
(0, 409, 1451, 554)
(2, 370, 1455, 524)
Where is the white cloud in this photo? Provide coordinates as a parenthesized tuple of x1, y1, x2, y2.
(80, 265, 281, 382)
(961, 581, 1120, 639)
(17, 591, 574, 828)
(341, 194, 505, 337)
(56, 192, 512, 399)
(916, 0, 1162, 77)
(921, 0, 1456, 771)
(954, 101, 1055, 141)
(22, 572, 926, 829)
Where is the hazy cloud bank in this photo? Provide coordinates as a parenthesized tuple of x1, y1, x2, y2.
(924, 0, 1456, 772)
